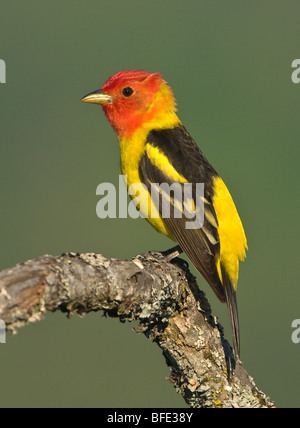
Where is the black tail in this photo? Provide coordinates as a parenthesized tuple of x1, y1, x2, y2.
(221, 265, 240, 358)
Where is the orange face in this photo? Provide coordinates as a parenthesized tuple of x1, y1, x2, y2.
(81, 70, 175, 137)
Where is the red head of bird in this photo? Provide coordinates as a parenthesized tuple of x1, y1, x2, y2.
(81, 70, 177, 137)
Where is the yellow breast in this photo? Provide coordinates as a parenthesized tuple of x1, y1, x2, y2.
(119, 111, 180, 238)
(119, 128, 174, 238)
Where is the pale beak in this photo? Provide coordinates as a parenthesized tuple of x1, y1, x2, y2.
(80, 89, 113, 105)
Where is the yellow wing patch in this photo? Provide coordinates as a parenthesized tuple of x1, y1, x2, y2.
(145, 144, 187, 183)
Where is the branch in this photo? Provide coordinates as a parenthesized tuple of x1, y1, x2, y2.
(0, 251, 275, 408)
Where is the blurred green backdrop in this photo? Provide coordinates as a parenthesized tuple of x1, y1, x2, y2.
(0, 0, 299, 408)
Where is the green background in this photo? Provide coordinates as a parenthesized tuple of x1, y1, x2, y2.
(0, 0, 299, 408)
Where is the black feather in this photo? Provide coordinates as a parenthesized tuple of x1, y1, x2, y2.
(221, 265, 240, 357)
(138, 125, 241, 356)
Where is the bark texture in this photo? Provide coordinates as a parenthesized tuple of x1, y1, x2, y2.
(0, 251, 275, 408)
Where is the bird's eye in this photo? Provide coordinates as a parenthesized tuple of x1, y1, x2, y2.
(122, 86, 134, 97)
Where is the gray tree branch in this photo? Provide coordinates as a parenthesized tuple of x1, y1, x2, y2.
(0, 251, 275, 408)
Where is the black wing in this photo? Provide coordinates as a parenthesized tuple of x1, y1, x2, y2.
(139, 125, 241, 356)
(139, 125, 226, 303)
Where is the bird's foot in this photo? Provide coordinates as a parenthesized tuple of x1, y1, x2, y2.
(159, 245, 183, 262)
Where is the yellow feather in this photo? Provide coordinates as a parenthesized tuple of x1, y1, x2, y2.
(145, 144, 187, 183)
(119, 111, 180, 239)
(212, 177, 248, 289)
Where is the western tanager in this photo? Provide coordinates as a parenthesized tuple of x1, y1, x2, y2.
(81, 70, 247, 357)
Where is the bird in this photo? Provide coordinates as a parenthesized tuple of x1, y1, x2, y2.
(81, 70, 247, 357)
